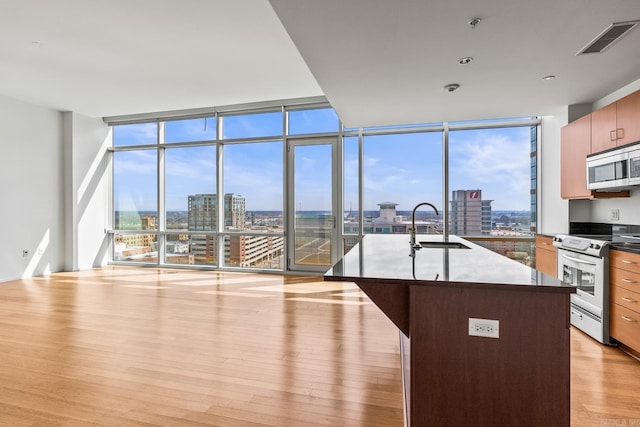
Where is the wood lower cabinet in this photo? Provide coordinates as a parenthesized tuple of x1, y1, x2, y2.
(610, 250, 640, 353)
(536, 235, 557, 277)
(561, 114, 592, 199)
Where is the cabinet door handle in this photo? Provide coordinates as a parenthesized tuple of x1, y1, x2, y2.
(611, 130, 617, 141)
(622, 297, 637, 303)
(616, 128, 624, 140)
(621, 316, 636, 322)
(621, 260, 637, 264)
(622, 278, 637, 283)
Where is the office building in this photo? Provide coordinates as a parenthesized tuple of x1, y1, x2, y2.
(450, 190, 493, 236)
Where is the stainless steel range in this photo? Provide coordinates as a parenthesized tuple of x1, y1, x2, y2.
(553, 234, 610, 344)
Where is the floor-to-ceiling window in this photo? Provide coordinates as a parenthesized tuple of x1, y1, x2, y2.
(112, 123, 159, 263)
(342, 127, 444, 252)
(165, 143, 217, 266)
(341, 119, 538, 264)
(222, 140, 284, 269)
(109, 102, 342, 271)
(109, 100, 539, 271)
(448, 122, 539, 265)
(219, 110, 285, 269)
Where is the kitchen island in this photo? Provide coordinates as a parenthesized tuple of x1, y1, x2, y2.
(325, 234, 575, 427)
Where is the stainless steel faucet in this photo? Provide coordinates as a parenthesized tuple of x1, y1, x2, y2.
(410, 202, 439, 248)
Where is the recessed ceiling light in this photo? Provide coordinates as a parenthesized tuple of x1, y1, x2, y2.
(542, 75, 556, 81)
(458, 57, 473, 65)
(31, 41, 41, 48)
(444, 83, 460, 92)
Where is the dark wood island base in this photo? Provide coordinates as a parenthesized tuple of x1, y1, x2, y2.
(325, 235, 574, 427)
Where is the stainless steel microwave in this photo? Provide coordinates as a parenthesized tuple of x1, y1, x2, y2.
(587, 143, 640, 190)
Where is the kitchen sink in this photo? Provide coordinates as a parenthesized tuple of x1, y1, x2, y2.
(418, 241, 470, 249)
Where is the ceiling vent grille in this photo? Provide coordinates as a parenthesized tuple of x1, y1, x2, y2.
(577, 21, 639, 55)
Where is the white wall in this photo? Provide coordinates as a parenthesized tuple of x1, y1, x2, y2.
(577, 189, 640, 225)
(539, 110, 569, 234)
(0, 95, 64, 282)
(63, 112, 111, 271)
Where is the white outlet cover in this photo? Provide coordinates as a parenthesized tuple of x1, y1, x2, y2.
(468, 318, 499, 338)
(610, 209, 620, 221)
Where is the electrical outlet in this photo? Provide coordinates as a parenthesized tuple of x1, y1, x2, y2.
(22, 249, 29, 257)
(469, 318, 499, 338)
(610, 209, 620, 221)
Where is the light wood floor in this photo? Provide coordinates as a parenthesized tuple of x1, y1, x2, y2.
(0, 266, 638, 426)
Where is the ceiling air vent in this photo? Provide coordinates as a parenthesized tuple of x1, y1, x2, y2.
(577, 20, 639, 55)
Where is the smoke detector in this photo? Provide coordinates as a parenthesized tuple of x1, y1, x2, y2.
(468, 18, 481, 29)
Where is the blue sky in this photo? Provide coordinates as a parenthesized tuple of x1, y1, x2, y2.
(113, 111, 533, 213)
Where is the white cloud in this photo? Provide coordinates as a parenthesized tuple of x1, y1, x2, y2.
(449, 131, 530, 209)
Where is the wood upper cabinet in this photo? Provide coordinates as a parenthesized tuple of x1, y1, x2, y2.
(616, 90, 640, 146)
(561, 114, 592, 199)
(560, 90, 639, 200)
(591, 102, 617, 153)
(590, 90, 640, 153)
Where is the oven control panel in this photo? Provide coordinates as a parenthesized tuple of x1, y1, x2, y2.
(553, 234, 609, 257)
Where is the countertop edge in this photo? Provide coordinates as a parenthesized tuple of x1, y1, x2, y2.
(325, 273, 575, 294)
(610, 245, 640, 255)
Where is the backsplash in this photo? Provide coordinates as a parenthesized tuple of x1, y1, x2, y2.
(569, 221, 640, 236)
(568, 188, 640, 225)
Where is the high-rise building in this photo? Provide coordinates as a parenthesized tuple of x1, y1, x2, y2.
(224, 193, 246, 230)
(186, 193, 282, 268)
(188, 193, 246, 231)
(450, 190, 492, 236)
(188, 193, 247, 262)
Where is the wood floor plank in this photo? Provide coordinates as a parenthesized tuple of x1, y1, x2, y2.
(1, 265, 640, 426)
(0, 267, 403, 426)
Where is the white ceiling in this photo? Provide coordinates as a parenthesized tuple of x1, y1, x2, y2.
(0, 0, 323, 118)
(270, 0, 640, 127)
(2, 1, 640, 127)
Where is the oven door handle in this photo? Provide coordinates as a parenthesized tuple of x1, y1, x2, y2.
(560, 253, 598, 266)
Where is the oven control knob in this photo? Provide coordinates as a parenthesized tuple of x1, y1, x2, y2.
(589, 243, 594, 248)
(594, 244, 601, 249)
